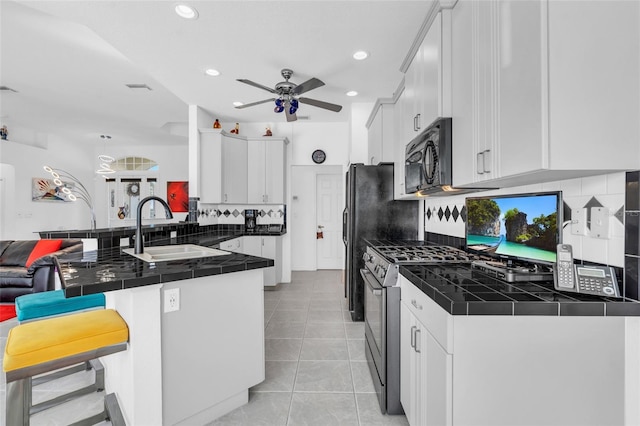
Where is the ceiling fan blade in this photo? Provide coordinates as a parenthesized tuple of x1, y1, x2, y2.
(299, 97, 343, 112)
(291, 77, 325, 95)
(236, 79, 278, 94)
(284, 101, 297, 122)
(235, 98, 276, 109)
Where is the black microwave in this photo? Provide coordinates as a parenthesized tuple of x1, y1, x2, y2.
(404, 117, 452, 195)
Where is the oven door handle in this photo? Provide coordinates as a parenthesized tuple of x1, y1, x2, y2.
(360, 269, 382, 296)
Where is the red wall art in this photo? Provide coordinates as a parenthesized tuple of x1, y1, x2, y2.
(167, 181, 189, 213)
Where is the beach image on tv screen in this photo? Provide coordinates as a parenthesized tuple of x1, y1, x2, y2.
(466, 194, 558, 263)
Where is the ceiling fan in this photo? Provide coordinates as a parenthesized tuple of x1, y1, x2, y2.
(235, 68, 343, 122)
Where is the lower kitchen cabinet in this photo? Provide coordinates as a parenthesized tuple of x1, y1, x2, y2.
(399, 274, 636, 426)
(400, 300, 452, 426)
(242, 236, 280, 287)
(219, 237, 242, 252)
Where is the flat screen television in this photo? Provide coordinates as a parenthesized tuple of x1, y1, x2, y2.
(465, 191, 562, 265)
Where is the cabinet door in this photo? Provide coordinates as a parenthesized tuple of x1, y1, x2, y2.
(419, 12, 441, 131)
(261, 236, 276, 286)
(400, 302, 420, 426)
(247, 139, 285, 204)
(264, 140, 285, 204)
(497, 0, 545, 178)
(199, 131, 223, 203)
(220, 237, 242, 252)
(247, 140, 266, 203)
(368, 105, 383, 165)
(222, 136, 247, 204)
(450, 0, 476, 187)
(422, 328, 453, 426)
(241, 236, 262, 257)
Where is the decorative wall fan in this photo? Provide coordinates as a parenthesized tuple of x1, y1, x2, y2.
(236, 68, 342, 122)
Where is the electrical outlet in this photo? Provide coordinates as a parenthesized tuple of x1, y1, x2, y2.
(164, 288, 180, 313)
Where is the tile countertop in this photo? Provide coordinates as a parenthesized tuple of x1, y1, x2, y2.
(58, 232, 279, 297)
(400, 263, 640, 317)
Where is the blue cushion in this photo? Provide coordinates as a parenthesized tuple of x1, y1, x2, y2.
(15, 290, 105, 322)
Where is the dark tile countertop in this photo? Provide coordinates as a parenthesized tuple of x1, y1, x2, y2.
(58, 231, 282, 298)
(400, 263, 640, 317)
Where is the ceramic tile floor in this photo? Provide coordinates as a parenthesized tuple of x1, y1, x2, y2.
(0, 270, 409, 425)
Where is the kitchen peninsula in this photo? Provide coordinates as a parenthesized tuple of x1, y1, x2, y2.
(55, 230, 281, 425)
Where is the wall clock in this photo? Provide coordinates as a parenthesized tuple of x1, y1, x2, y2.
(312, 149, 326, 164)
(126, 182, 140, 197)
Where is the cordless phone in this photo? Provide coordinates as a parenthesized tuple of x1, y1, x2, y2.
(554, 244, 622, 298)
(555, 244, 575, 289)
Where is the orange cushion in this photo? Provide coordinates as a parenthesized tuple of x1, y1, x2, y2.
(3, 309, 128, 372)
(25, 239, 62, 267)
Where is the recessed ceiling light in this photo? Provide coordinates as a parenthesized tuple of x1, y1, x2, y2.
(353, 51, 369, 60)
(205, 68, 220, 76)
(346, 91, 358, 97)
(233, 101, 244, 107)
(175, 4, 198, 19)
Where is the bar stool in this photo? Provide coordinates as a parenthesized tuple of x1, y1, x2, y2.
(3, 309, 129, 425)
(14, 290, 107, 414)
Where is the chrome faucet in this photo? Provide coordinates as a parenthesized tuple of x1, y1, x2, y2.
(134, 196, 174, 254)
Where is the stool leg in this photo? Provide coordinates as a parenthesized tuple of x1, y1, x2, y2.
(6, 378, 31, 426)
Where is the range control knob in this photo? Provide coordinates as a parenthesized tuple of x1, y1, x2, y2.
(362, 253, 371, 262)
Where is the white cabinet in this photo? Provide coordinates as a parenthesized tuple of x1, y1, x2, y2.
(394, 10, 451, 200)
(452, 0, 640, 188)
(366, 100, 396, 165)
(400, 280, 453, 426)
(219, 237, 242, 252)
(247, 138, 287, 204)
(200, 130, 248, 204)
(241, 236, 279, 287)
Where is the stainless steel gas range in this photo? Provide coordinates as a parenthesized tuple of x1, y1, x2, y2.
(361, 241, 475, 414)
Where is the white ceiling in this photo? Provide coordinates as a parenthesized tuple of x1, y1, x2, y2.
(1, 1, 432, 146)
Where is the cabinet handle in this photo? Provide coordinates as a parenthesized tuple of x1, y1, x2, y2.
(476, 152, 484, 175)
(411, 299, 423, 310)
(413, 115, 418, 132)
(410, 325, 417, 349)
(416, 113, 421, 131)
(414, 329, 421, 353)
(265, 194, 268, 203)
(483, 149, 491, 173)
(224, 194, 228, 202)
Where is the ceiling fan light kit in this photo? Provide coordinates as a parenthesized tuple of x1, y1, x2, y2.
(236, 68, 343, 122)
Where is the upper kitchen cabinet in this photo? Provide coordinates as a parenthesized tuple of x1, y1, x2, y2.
(451, 0, 640, 188)
(401, 10, 451, 144)
(200, 129, 248, 204)
(393, 7, 453, 200)
(247, 137, 288, 204)
(366, 99, 396, 165)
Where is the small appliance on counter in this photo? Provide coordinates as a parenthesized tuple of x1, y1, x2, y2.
(244, 209, 258, 232)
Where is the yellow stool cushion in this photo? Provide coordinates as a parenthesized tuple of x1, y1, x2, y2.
(3, 309, 128, 372)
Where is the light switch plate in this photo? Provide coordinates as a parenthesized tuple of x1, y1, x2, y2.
(571, 208, 586, 236)
(590, 207, 609, 239)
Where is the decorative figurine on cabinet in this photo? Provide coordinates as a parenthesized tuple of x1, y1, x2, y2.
(213, 119, 221, 129)
(230, 122, 240, 134)
(0, 125, 8, 140)
(263, 127, 272, 136)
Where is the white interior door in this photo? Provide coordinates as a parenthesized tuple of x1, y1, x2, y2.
(316, 173, 343, 269)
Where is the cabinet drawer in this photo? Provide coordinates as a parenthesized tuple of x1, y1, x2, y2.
(400, 274, 453, 353)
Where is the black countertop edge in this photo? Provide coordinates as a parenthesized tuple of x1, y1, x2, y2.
(38, 223, 287, 239)
(399, 264, 640, 317)
(59, 233, 277, 297)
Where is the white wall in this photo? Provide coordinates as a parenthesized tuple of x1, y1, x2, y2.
(0, 137, 94, 239)
(424, 172, 627, 267)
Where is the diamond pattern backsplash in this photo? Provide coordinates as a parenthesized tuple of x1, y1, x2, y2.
(195, 203, 286, 226)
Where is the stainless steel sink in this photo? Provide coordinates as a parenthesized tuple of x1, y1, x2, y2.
(122, 244, 231, 262)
